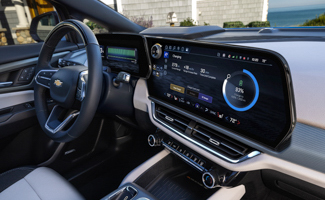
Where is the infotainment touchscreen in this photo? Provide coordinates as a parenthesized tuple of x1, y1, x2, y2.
(147, 38, 295, 149)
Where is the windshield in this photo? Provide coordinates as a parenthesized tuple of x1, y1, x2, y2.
(100, 0, 325, 28)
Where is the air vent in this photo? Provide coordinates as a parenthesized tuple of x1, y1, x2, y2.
(155, 105, 191, 132)
(192, 123, 249, 159)
(152, 102, 260, 163)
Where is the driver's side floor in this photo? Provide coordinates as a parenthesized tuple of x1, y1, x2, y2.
(69, 128, 162, 200)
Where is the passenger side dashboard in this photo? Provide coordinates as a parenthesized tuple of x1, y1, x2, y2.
(130, 34, 325, 191)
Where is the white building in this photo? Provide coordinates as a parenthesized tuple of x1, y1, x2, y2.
(101, 0, 268, 27)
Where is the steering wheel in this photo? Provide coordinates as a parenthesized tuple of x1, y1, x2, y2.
(34, 19, 102, 142)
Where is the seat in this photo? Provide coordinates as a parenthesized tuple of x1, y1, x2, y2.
(0, 167, 84, 200)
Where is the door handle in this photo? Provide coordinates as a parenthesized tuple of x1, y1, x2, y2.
(0, 81, 13, 88)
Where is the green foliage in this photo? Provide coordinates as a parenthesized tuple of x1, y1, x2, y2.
(301, 14, 325, 26)
(86, 21, 104, 30)
(204, 22, 210, 26)
(180, 18, 196, 26)
(223, 21, 245, 28)
(246, 21, 270, 27)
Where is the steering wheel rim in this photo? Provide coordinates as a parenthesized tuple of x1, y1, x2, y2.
(34, 19, 102, 142)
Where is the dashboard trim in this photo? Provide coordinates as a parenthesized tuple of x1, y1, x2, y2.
(152, 101, 261, 164)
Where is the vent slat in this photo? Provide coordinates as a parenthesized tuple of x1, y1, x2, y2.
(193, 124, 249, 159)
(156, 106, 190, 132)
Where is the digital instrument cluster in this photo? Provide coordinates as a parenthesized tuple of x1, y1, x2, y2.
(146, 37, 295, 149)
(96, 33, 151, 78)
(100, 45, 139, 74)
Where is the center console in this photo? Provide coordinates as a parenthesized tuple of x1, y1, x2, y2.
(101, 130, 246, 200)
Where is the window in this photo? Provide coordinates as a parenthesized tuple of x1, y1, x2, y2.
(83, 19, 109, 34)
(0, 0, 56, 46)
(100, 0, 325, 28)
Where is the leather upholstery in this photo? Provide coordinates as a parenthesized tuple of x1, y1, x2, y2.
(0, 167, 84, 200)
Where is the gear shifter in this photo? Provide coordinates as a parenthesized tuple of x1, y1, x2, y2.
(109, 186, 137, 200)
(113, 71, 131, 86)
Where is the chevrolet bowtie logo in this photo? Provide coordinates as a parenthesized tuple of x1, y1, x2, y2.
(54, 79, 63, 87)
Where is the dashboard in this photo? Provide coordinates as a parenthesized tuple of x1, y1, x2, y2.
(69, 33, 295, 151)
(55, 31, 325, 192)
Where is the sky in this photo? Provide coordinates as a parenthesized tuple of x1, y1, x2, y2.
(269, 0, 325, 8)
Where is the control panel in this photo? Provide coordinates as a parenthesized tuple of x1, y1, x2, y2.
(148, 130, 240, 189)
(58, 58, 83, 67)
(18, 66, 35, 82)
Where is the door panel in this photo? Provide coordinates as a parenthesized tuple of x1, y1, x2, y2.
(0, 40, 80, 173)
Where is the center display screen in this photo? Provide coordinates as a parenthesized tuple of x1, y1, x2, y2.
(147, 38, 295, 149)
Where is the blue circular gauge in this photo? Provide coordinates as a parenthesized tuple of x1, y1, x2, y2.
(222, 69, 259, 111)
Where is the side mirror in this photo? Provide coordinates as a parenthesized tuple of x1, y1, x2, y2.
(30, 11, 60, 42)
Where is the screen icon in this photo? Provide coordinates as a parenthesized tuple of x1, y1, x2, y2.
(209, 110, 217, 116)
(239, 80, 243, 86)
(217, 112, 224, 119)
(164, 51, 169, 58)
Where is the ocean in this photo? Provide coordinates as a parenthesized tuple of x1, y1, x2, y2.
(268, 7, 325, 27)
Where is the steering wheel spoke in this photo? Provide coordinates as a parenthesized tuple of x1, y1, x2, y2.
(35, 69, 58, 88)
(45, 105, 80, 134)
(76, 70, 88, 101)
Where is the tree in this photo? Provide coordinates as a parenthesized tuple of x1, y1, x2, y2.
(180, 18, 196, 26)
(301, 14, 325, 26)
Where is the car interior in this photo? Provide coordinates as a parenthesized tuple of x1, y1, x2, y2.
(0, 0, 325, 199)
